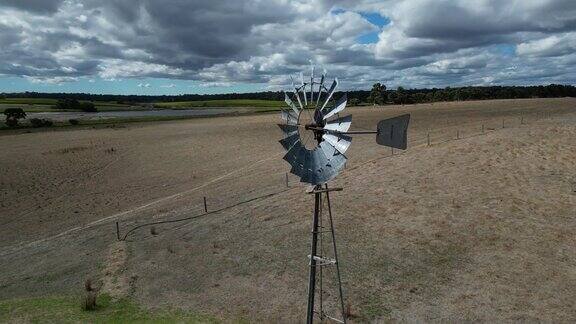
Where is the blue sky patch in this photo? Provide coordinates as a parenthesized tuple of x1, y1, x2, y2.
(360, 12, 390, 28)
(493, 44, 516, 56)
(0, 77, 266, 95)
(357, 32, 380, 44)
(357, 12, 390, 44)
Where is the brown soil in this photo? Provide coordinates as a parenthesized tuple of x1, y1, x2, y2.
(1, 98, 575, 322)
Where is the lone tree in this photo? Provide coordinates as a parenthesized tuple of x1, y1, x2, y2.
(3, 108, 26, 127)
(367, 83, 386, 105)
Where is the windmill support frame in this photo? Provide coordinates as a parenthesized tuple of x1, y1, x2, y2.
(279, 67, 410, 323)
(306, 184, 347, 324)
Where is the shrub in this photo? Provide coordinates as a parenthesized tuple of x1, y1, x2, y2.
(80, 102, 97, 112)
(69, 119, 80, 125)
(29, 118, 42, 127)
(55, 98, 77, 110)
(82, 278, 98, 311)
(345, 302, 357, 319)
(56, 99, 97, 112)
(29, 118, 54, 128)
(3, 108, 26, 127)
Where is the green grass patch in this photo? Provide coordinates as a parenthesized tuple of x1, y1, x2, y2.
(0, 105, 138, 113)
(154, 99, 284, 109)
(91, 105, 146, 111)
(0, 294, 218, 323)
(0, 98, 285, 111)
(78, 115, 215, 125)
(0, 112, 246, 131)
(0, 105, 60, 113)
(0, 98, 135, 111)
(0, 104, 283, 132)
(92, 101, 134, 107)
(0, 98, 59, 105)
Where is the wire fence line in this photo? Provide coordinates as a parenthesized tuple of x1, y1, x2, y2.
(116, 108, 566, 241)
(0, 108, 566, 259)
(117, 188, 291, 241)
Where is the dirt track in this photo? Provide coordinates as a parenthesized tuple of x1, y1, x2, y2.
(1, 98, 575, 322)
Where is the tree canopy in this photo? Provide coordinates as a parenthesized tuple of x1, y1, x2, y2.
(3, 108, 26, 127)
(367, 83, 386, 105)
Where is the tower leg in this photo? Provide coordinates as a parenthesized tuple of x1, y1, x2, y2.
(306, 184, 346, 324)
(325, 184, 347, 324)
(306, 184, 322, 324)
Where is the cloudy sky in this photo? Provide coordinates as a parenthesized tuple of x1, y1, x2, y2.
(0, 0, 575, 95)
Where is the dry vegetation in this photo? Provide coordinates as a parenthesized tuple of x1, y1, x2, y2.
(0, 98, 575, 322)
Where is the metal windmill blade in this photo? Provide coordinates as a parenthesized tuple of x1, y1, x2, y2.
(320, 79, 338, 111)
(322, 93, 347, 120)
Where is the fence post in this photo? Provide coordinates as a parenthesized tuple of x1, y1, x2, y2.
(203, 196, 208, 213)
(502, 119, 505, 129)
(116, 222, 120, 241)
(427, 133, 430, 146)
(285, 172, 289, 188)
(456, 130, 460, 139)
(391, 147, 394, 156)
(482, 124, 484, 134)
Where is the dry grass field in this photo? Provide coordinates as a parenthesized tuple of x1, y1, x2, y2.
(1, 98, 576, 322)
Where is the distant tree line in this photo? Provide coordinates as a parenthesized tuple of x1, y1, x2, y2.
(1, 84, 575, 105)
(355, 83, 576, 105)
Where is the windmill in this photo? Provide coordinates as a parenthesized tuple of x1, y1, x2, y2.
(278, 67, 410, 323)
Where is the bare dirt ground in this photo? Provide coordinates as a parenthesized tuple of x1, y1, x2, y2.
(1, 98, 575, 322)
